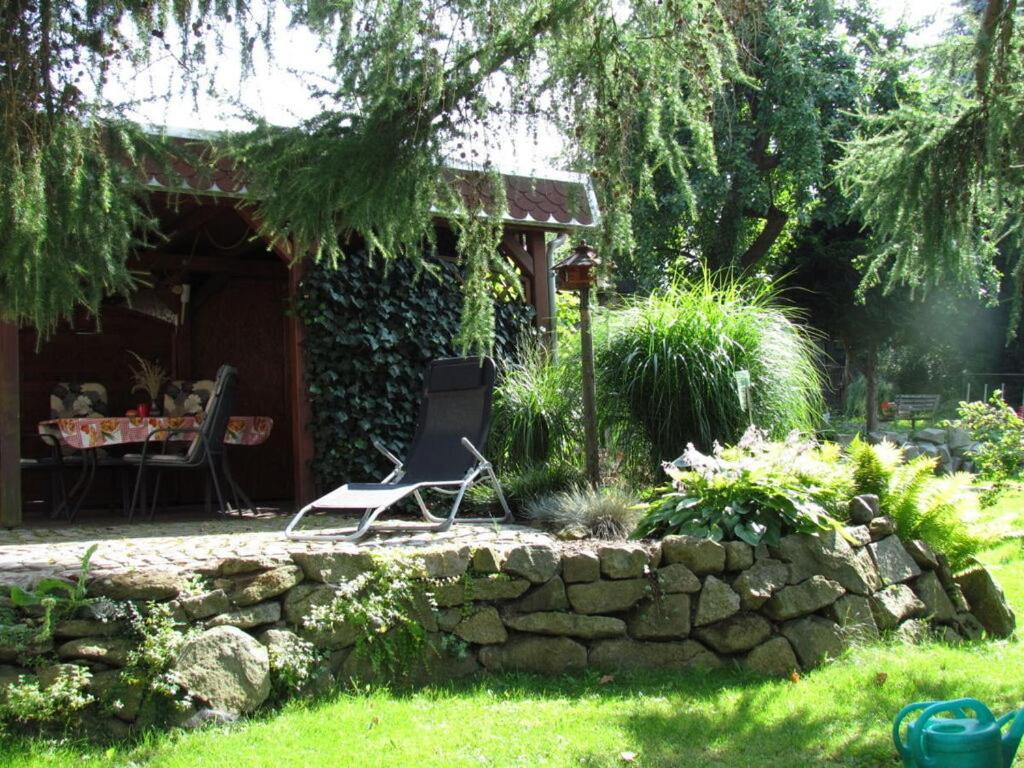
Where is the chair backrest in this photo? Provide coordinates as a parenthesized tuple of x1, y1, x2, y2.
(50, 382, 109, 419)
(399, 357, 496, 483)
(185, 365, 237, 462)
(163, 379, 216, 416)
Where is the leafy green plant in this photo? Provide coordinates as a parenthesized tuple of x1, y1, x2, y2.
(296, 253, 533, 488)
(634, 429, 848, 545)
(596, 272, 824, 467)
(946, 391, 1024, 482)
(266, 634, 320, 698)
(848, 436, 903, 500)
(5, 545, 96, 646)
(0, 666, 93, 727)
(303, 556, 433, 679)
(467, 462, 586, 516)
(524, 485, 641, 539)
(121, 602, 195, 711)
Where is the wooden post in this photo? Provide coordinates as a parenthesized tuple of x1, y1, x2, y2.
(524, 230, 552, 339)
(286, 263, 316, 505)
(0, 323, 22, 527)
(578, 287, 600, 487)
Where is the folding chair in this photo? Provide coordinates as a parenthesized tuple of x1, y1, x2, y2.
(285, 356, 512, 542)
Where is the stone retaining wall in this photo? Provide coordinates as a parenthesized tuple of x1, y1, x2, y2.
(0, 497, 1016, 733)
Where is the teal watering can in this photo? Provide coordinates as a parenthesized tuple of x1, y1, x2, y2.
(894, 698, 1024, 768)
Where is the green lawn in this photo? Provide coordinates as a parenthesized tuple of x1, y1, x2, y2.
(2, 538, 1021, 768)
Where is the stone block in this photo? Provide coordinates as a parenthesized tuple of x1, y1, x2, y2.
(207, 601, 281, 630)
(868, 516, 896, 539)
(868, 535, 921, 585)
(504, 612, 626, 639)
(88, 571, 181, 601)
(479, 636, 586, 674)
(912, 571, 957, 623)
(453, 607, 507, 645)
(656, 564, 701, 594)
(178, 590, 231, 621)
(503, 545, 561, 583)
(724, 542, 754, 571)
(780, 616, 846, 669)
(56, 637, 133, 667)
(588, 639, 721, 671)
(762, 576, 845, 621)
(776, 531, 880, 595)
(511, 577, 569, 612)
(956, 567, 1016, 638)
(693, 613, 772, 654)
(562, 551, 600, 583)
(732, 558, 788, 610)
(661, 536, 725, 575)
(471, 546, 507, 574)
(229, 565, 304, 607)
(433, 576, 531, 607)
(744, 637, 799, 677)
(290, 551, 374, 583)
(694, 576, 740, 627)
(904, 540, 939, 570)
(871, 584, 926, 631)
(828, 593, 879, 640)
(173, 626, 270, 714)
(848, 495, 879, 525)
(412, 547, 471, 580)
(627, 594, 691, 639)
(567, 579, 649, 615)
(598, 544, 648, 579)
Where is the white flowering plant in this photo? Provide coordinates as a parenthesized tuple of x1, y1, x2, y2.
(633, 427, 852, 545)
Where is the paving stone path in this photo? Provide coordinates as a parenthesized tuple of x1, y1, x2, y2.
(0, 514, 556, 587)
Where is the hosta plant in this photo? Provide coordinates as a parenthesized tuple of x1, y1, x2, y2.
(633, 428, 850, 545)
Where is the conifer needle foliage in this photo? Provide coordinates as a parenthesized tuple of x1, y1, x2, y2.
(3, 0, 741, 350)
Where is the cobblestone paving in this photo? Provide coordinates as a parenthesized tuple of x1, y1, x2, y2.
(0, 513, 556, 587)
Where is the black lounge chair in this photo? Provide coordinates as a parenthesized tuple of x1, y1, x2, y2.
(285, 356, 512, 542)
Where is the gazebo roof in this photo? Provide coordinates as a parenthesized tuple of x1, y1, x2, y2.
(142, 127, 600, 230)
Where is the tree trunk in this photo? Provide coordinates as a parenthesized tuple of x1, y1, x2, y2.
(579, 286, 601, 487)
(0, 323, 21, 527)
(864, 345, 879, 435)
(740, 205, 789, 270)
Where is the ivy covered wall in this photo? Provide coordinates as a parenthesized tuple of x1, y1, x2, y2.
(295, 252, 534, 491)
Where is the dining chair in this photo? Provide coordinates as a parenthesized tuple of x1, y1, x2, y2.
(124, 365, 238, 521)
(162, 379, 216, 416)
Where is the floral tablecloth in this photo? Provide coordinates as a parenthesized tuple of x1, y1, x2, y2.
(38, 415, 273, 450)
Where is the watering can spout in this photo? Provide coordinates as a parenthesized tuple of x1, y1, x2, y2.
(1001, 709, 1024, 768)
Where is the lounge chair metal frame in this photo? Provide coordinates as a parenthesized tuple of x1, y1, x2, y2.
(285, 357, 512, 542)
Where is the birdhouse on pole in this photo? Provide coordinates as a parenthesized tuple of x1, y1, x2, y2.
(553, 241, 599, 292)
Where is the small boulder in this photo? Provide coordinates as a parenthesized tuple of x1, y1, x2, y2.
(912, 571, 957, 624)
(762, 576, 845, 621)
(744, 637, 799, 677)
(894, 619, 930, 644)
(562, 551, 600, 584)
(503, 545, 561, 584)
(207, 601, 281, 630)
(904, 540, 939, 570)
(598, 544, 648, 579)
(56, 637, 133, 667)
(173, 626, 270, 715)
(433, 576, 531, 607)
(848, 495, 880, 525)
(871, 584, 926, 631)
(588, 638, 721, 671)
(228, 565, 303, 607)
(955, 567, 1016, 638)
(843, 526, 872, 548)
(868, 536, 922, 586)
(471, 546, 507, 574)
(453, 607, 507, 645)
(627, 594, 691, 640)
(868, 516, 896, 539)
(217, 556, 276, 577)
(693, 614, 772, 654)
(413, 547, 471, 580)
(566, 579, 649, 615)
(723, 542, 754, 572)
(290, 551, 374, 583)
(478, 636, 586, 674)
(503, 612, 626, 639)
(694, 576, 740, 627)
(512, 578, 569, 612)
(661, 536, 725, 575)
(178, 590, 231, 620)
(828, 594, 879, 640)
(780, 616, 846, 669)
(732, 558, 789, 610)
(89, 571, 181, 601)
(656, 564, 701, 594)
(914, 427, 947, 445)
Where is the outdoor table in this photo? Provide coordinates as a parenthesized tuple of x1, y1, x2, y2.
(38, 415, 273, 519)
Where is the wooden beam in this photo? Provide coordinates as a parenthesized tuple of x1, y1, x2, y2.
(285, 262, 316, 505)
(129, 252, 283, 278)
(524, 230, 552, 337)
(0, 323, 21, 527)
(500, 232, 534, 277)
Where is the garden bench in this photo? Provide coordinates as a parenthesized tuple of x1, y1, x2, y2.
(888, 394, 941, 430)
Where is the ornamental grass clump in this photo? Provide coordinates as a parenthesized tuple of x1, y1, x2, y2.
(524, 484, 641, 539)
(634, 428, 851, 545)
(596, 272, 824, 467)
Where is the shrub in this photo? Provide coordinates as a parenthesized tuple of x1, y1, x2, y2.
(946, 391, 1024, 482)
(491, 337, 580, 469)
(848, 436, 903, 500)
(596, 272, 824, 468)
(0, 666, 93, 726)
(466, 462, 585, 517)
(633, 428, 849, 545)
(524, 484, 641, 539)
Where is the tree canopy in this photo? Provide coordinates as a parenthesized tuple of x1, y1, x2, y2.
(1, 0, 742, 351)
(838, 0, 1024, 327)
